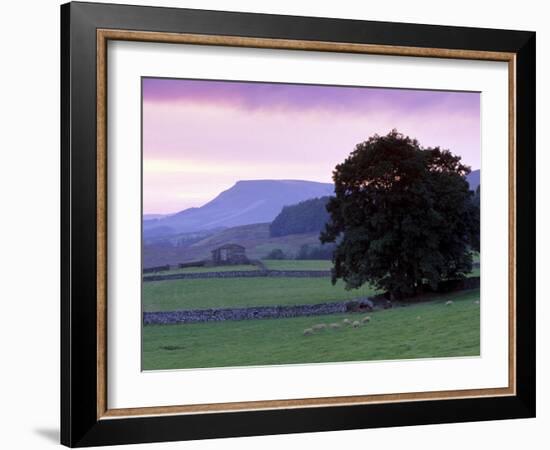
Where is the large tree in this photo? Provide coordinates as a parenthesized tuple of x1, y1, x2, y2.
(320, 130, 480, 300)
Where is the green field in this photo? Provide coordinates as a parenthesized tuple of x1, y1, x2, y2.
(142, 289, 480, 370)
(261, 259, 332, 271)
(143, 277, 378, 312)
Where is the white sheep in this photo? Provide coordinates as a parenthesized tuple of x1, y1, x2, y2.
(352, 320, 361, 328)
(329, 323, 341, 329)
(474, 300, 480, 305)
(445, 300, 454, 306)
(342, 318, 351, 325)
(303, 328, 314, 336)
(361, 316, 371, 323)
(312, 323, 327, 331)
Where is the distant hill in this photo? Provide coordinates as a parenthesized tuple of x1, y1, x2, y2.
(467, 169, 480, 191)
(143, 172, 479, 245)
(143, 180, 334, 237)
(144, 172, 481, 267)
(143, 213, 166, 220)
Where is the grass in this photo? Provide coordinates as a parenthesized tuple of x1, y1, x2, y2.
(142, 289, 480, 370)
(261, 259, 332, 271)
(142, 277, 378, 312)
(149, 264, 259, 276)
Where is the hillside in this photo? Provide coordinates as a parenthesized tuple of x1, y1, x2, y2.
(143, 222, 323, 267)
(143, 172, 481, 267)
(143, 180, 334, 237)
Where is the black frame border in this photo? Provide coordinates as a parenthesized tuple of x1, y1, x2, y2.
(61, 2, 536, 447)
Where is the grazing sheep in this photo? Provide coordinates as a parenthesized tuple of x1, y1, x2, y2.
(303, 328, 314, 336)
(445, 300, 454, 306)
(313, 324, 327, 331)
(474, 300, 480, 305)
(416, 316, 421, 320)
(329, 323, 341, 329)
(361, 316, 371, 323)
(352, 320, 361, 328)
(342, 318, 351, 325)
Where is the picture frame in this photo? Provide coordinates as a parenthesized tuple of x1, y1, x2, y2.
(60, 1, 536, 447)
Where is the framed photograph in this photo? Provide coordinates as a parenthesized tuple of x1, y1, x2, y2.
(61, 2, 536, 447)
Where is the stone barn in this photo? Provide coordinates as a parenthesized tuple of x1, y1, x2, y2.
(211, 244, 249, 265)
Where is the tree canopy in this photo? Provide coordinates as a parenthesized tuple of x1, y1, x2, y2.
(270, 196, 331, 237)
(320, 130, 480, 299)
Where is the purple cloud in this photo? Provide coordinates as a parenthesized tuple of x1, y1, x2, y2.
(143, 78, 479, 116)
(142, 77, 480, 214)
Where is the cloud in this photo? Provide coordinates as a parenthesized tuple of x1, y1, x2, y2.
(143, 77, 480, 116)
(142, 78, 480, 214)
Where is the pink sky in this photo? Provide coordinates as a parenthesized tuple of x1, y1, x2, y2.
(143, 78, 480, 214)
